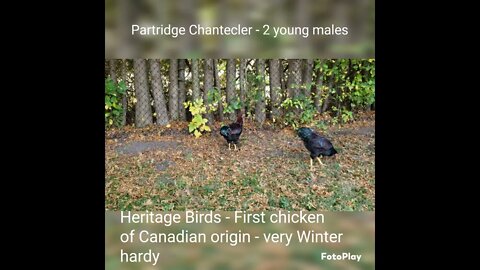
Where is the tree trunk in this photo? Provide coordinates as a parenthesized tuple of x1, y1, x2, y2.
(168, 59, 179, 120)
(226, 59, 236, 121)
(286, 60, 293, 98)
(133, 59, 153, 128)
(178, 59, 186, 121)
(191, 59, 201, 102)
(288, 59, 302, 98)
(269, 59, 282, 120)
(288, 59, 302, 117)
(149, 59, 169, 126)
(120, 59, 128, 126)
(214, 59, 223, 122)
(302, 59, 313, 98)
(313, 60, 323, 112)
(109, 60, 117, 82)
(280, 60, 287, 101)
(239, 59, 246, 113)
(321, 77, 334, 113)
(203, 59, 214, 124)
(336, 85, 342, 118)
(279, 59, 288, 110)
(335, 60, 349, 118)
(255, 59, 266, 126)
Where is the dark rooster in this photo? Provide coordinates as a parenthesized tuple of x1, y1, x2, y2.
(297, 127, 337, 171)
(220, 110, 243, 150)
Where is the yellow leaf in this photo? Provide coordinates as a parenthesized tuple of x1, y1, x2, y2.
(203, 125, 211, 132)
(166, 124, 171, 128)
(194, 130, 202, 138)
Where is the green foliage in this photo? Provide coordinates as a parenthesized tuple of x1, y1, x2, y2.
(341, 110, 354, 123)
(206, 87, 221, 113)
(184, 99, 211, 138)
(312, 59, 375, 124)
(105, 77, 126, 128)
(224, 97, 242, 114)
(244, 71, 264, 114)
(331, 106, 355, 123)
(279, 196, 292, 210)
(281, 96, 316, 129)
(346, 60, 375, 109)
(315, 120, 328, 131)
(253, 74, 266, 101)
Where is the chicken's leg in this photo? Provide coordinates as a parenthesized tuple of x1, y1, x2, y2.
(234, 144, 237, 151)
(228, 143, 231, 150)
(317, 157, 324, 166)
(310, 158, 314, 171)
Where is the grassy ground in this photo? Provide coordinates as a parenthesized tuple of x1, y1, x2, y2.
(105, 112, 375, 211)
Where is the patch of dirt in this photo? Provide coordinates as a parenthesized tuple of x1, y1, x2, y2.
(105, 130, 129, 142)
(160, 128, 190, 136)
(116, 141, 181, 155)
(334, 126, 375, 136)
(155, 160, 175, 171)
(155, 174, 176, 185)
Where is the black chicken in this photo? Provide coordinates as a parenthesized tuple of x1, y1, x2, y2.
(297, 127, 337, 171)
(220, 110, 243, 150)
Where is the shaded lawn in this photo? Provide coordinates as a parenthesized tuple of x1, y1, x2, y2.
(105, 112, 375, 211)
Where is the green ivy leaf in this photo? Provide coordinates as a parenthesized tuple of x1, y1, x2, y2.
(188, 122, 197, 133)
